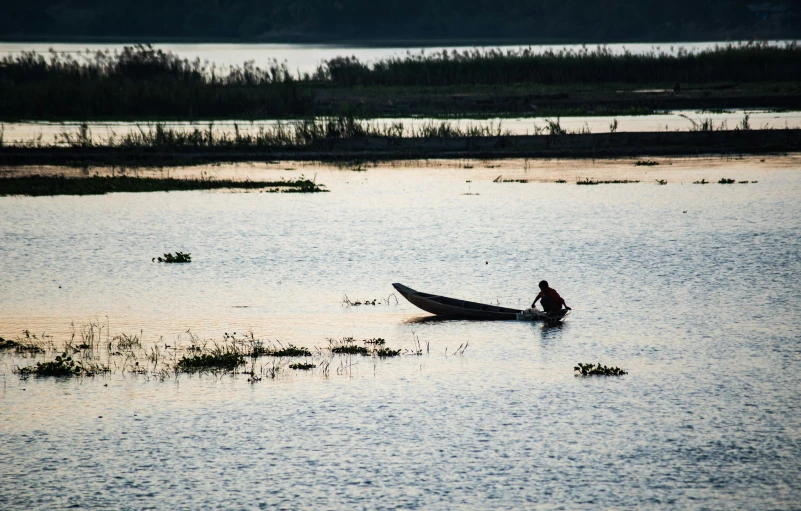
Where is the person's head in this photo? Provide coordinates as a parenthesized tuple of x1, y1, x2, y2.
(538, 280, 549, 290)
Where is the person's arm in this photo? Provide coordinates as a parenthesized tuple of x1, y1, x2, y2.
(554, 290, 571, 310)
(531, 291, 542, 308)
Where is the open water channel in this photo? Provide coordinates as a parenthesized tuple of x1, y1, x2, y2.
(1, 156, 800, 509)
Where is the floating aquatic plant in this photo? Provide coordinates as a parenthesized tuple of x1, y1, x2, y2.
(374, 348, 402, 358)
(577, 178, 640, 185)
(331, 344, 370, 355)
(655, 179, 667, 185)
(175, 350, 245, 372)
(574, 362, 627, 376)
(155, 252, 191, 263)
(289, 363, 317, 370)
(15, 352, 107, 377)
(636, 160, 660, 166)
(693, 179, 709, 184)
(265, 345, 312, 357)
(718, 178, 736, 184)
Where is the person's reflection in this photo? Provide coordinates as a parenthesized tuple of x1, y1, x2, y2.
(538, 320, 566, 344)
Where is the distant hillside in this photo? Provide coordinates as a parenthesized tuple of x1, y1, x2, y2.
(3, 0, 800, 42)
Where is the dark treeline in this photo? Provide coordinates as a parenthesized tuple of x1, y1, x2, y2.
(1, 44, 800, 120)
(2, 0, 800, 42)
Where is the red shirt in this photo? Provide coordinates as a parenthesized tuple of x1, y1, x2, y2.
(536, 288, 565, 306)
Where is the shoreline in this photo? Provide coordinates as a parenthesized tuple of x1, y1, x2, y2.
(2, 130, 799, 167)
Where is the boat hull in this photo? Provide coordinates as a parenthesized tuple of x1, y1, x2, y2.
(392, 283, 567, 321)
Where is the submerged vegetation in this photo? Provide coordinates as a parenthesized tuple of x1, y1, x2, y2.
(0, 175, 325, 196)
(574, 363, 628, 376)
(1, 43, 800, 120)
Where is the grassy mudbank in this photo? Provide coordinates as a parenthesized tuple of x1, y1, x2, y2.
(2, 44, 800, 120)
(2, 126, 799, 164)
(0, 175, 325, 196)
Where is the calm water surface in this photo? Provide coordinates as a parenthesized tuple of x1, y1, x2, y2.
(1, 156, 800, 509)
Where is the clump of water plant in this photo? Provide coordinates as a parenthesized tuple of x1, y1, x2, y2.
(374, 348, 402, 358)
(155, 252, 191, 263)
(328, 336, 402, 356)
(16, 352, 83, 377)
(693, 179, 709, 184)
(289, 363, 317, 370)
(175, 345, 245, 373)
(0, 175, 327, 197)
(574, 362, 627, 376)
(655, 179, 667, 185)
(636, 160, 660, 166)
(0, 338, 20, 350)
(265, 344, 312, 357)
(341, 294, 398, 306)
(332, 344, 370, 355)
(577, 178, 640, 185)
(554, 179, 567, 183)
(718, 178, 736, 184)
(0, 335, 44, 354)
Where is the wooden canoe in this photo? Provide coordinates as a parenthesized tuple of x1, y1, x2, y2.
(392, 283, 568, 321)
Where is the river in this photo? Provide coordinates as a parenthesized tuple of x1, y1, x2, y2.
(1, 155, 800, 509)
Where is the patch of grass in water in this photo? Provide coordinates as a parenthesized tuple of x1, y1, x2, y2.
(375, 348, 402, 358)
(693, 179, 709, 184)
(15, 352, 108, 377)
(265, 345, 312, 357)
(0, 175, 326, 197)
(718, 178, 736, 184)
(175, 348, 245, 373)
(0, 338, 21, 350)
(554, 179, 567, 183)
(577, 178, 640, 185)
(329, 336, 402, 357)
(574, 362, 627, 376)
(635, 160, 660, 166)
(289, 363, 317, 370)
(332, 344, 370, 355)
(655, 179, 667, 185)
(0, 336, 45, 354)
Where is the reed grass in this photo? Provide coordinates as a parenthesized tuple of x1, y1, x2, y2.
(2, 43, 799, 120)
(318, 42, 801, 87)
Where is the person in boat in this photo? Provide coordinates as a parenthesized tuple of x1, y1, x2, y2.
(532, 280, 571, 312)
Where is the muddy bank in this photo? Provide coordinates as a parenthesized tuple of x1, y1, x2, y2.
(1, 129, 799, 166)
